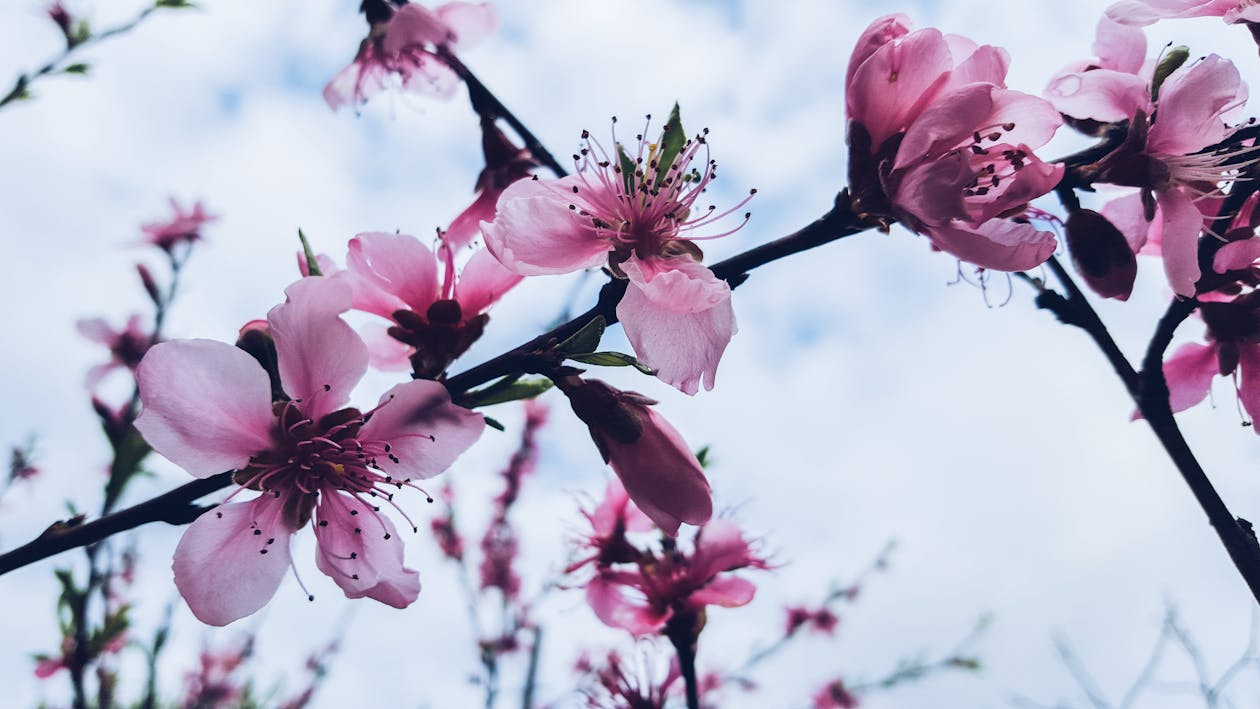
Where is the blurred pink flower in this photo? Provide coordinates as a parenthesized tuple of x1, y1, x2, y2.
(140, 198, 215, 253)
(813, 679, 861, 709)
(324, 2, 498, 111)
(76, 313, 153, 389)
(785, 605, 840, 637)
(483, 120, 752, 394)
(846, 14, 1063, 271)
(135, 276, 484, 625)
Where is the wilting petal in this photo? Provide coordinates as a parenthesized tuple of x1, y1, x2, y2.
(848, 27, 953, 149)
(1156, 187, 1205, 297)
(587, 573, 668, 635)
(924, 219, 1058, 271)
(618, 257, 736, 395)
(135, 340, 273, 477)
(268, 276, 369, 419)
(456, 246, 523, 315)
(172, 497, 294, 626)
(1163, 341, 1219, 413)
(359, 380, 484, 480)
(436, 2, 499, 49)
(346, 232, 441, 317)
(689, 576, 757, 608)
(313, 492, 420, 608)
(1147, 55, 1244, 156)
(482, 176, 612, 275)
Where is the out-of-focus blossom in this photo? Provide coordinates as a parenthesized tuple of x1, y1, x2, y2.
(813, 679, 861, 709)
(47, 2, 73, 38)
(845, 14, 1064, 272)
(7, 441, 40, 486)
(181, 638, 252, 709)
(1047, 19, 1254, 296)
(483, 117, 752, 394)
(577, 646, 727, 709)
(341, 231, 521, 377)
(140, 198, 216, 253)
(478, 399, 547, 597)
(76, 314, 153, 389)
(558, 377, 711, 535)
(324, 2, 498, 111)
(135, 276, 484, 625)
(785, 605, 840, 637)
(566, 478, 654, 574)
(430, 487, 465, 561)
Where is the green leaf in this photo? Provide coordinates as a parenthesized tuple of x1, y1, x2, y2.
(556, 316, 606, 355)
(567, 351, 655, 375)
(298, 229, 322, 276)
(154, 0, 196, 7)
(694, 445, 711, 469)
(61, 63, 90, 75)
(484, 416, 505, 432)
(617, 145, 636, 194)
(70, 20, 92, 46)
(1152, 46, 1189, 102)
(653, 102, 686, 188)
(465, 377, 553, 408)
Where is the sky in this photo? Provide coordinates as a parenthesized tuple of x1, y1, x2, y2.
(3, 0, 1260, 707)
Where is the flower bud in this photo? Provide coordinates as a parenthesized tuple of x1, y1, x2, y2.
(1066, 209, 1137, 300)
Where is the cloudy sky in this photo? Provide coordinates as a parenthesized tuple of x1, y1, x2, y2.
(3, 0, 1260, 707)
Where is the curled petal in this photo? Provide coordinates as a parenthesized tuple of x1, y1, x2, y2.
(172, 498, 294, 626)
(360, 380, 485, 480)
(618, 257, 736, 395)
(482, 176, 612, 275)
(1215, 238, 1260, 273)
(313, 492, 420, 608)
(445, 188, 501, 251)
(268, 276, 369, 419)
(135, 340, 273, 477)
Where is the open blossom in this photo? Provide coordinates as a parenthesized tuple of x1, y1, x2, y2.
(342, 231, 521, 376)
(1107, 0, 1260, 26)
(558, 377, 712, 535)
(483, 117, 752, 394)
(76, 313, 153, 389)
(1047, 18, 1253, 296)
(566, 478, 654, 574)
(135, 276, 484, 625)
(140, 198, 216, 253)
(324, 2, 498, 111)
(846, 15, 1064, 271)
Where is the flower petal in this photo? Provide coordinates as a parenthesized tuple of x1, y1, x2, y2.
(135, 340, 274, 477)
(846, 14, 913, 89)
(482, 175, 612, 275)
(313, 492, 420, 608)
(436, 1, 499, 49)
(360, 321, 414, 372)
(1147, 54, 1244, 156)
(689, 576, 756, 608)
(346, 232, 440, 317)
(455, 246, 523, 316)
(923, 219, 1058, 271)
(847, 27, 953, 149)
(359, 380, 485, 480)
(1237, 345, 1260, 428)
(586, 573, 667, 635)
(1156, 187, 1204, 297)
(1163, 341, 1220, 413)
(172, 497, 293, 626)
(267, 276, 369, 420)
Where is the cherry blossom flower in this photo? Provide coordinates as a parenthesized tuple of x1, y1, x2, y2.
(134, 276, 484, 625)
(140, 198, 215, 253)
(785, 605, 840, 637)
(324, 2, 498, 111)
(846, 14, 1064, 272)
(342, 231, 521, 376)
(76, 313, 152, 389)
(576, 645, 723, 709)
(566, 478, 654, 574)
(1047, 18, 1254, 296)
(813, 679, 861, 709)
(444, 118, 539, 251)
(483, 117, 752, 394)
(1107, 0, 1260, 27)
(558, 377, 712, 535)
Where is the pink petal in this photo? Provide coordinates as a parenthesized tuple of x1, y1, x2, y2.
(923, 219, 1058, 272)
(979, 89, 1064, 152)
(1147, 54, 1244, 156)
(1227, 5, 1260, 22)
(396, 51, 462, 100)
(445, 188, 500, 251)
(600, 404, 713, 535)
(75, 317, 115, 345)
(384, 4, 451, 53)
(890, 151, 974, 227)
(1163, 341, 1220, 413)
(1156, 187, 1205, 297)
(346, 232, 440, 317)
(1094, 15, 1148, 74)
(586, 574, 667, 635)
(965, 154, 1064, 225)
(359, 380, 484, 480)
(323, 50, 391, 112)
(1107, 0, 1235, 25)
(482, 176, 612, 275)
(847, 27, 953, 149)
(1101, 191, 1155, 254)
(591, 478, 654, 537)
(1045, 68, 1151, 123)
(267, 276, 369, 420)
(618, 257, 736, 395)
(1214, 238, 1260, 272)
(435, 2, 499, 49)
(135, 340, 274, 478)
(313, 492, 420, 608)
(689, 576, 756, 609)
(895, 84, 996, 170)
(691, 519, 760, 579)
(1237, 345, 1260, 428)
(940, 43, 1010, 89)
(360, 321, 413, 371)
(455, 246, 523, 316)
(845, 14, 913, 89)
(172, 497, 294, 626)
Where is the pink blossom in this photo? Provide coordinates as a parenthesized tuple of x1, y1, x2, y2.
(182, 638, 252, 709)
(76, 313, 153, 389)
(342, 231, 521, 376)
(813, 679, 861, 709)
(1155, 294, 1260, 428)
(445, 118, 539, 251)
(324, 2, 498, 111)
(846, 15, 1064, 271)
(785, 605, 840, 637)
(582, 518, 766, 636)
(478, 399, 547, 596)
(135, 276, 484, 625)
(429, 487, 465, 561)
(1106, 0, 1260, 26)
(559, 378, 712, 535)
(578, 648, 679, 709)
(140, 198, 216, 253)
(566, 478, 655, 574)
(483, 119, 751, 394)
(47, 2, 73, 38)
(1050, 24, 1253, 296)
